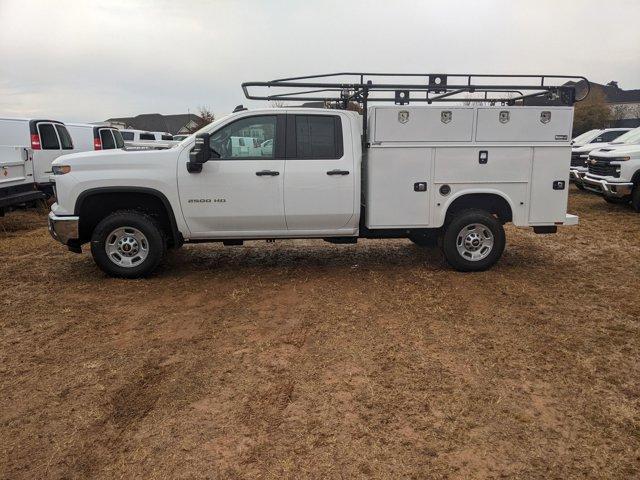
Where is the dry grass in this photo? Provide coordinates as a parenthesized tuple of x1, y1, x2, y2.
(1, 186, 639, 479)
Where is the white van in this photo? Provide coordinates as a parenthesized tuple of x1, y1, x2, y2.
(0, 118, 75, 195)
(120, 129, 176, 149)
(65, 124, 125, 151)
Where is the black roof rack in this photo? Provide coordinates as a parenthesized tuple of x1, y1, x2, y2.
(242, 72, 590, 147)
(243, 72, 589, 106)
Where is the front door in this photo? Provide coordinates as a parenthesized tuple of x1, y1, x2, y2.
(283, 114, 356, 232)
(177, 114, 287, 237)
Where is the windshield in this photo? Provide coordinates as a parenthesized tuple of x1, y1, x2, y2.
(572, 129, 600, 146)
(610, 127, 640, 145)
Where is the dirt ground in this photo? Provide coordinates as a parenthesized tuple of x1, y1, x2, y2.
(1, 186, 639, 479)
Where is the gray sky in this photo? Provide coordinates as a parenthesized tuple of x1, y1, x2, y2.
(1, 0, 639, 122)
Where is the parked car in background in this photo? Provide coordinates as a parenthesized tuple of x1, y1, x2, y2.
(172, 134, 190, 142)
(582, 127, 640, 210)
(0, 118, 75, 196)
(65, 123, 125, 151)
(571, 129, 601, 146)
(570, 128, 631, 189)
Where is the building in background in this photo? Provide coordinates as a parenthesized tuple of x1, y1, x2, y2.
(103, 113, 204, 135)
(570, 80, 640, 128)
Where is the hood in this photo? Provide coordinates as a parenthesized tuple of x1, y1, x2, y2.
(572, 142, 611, 153)
(52, 147, 177, 168)
(589, 144, 640, 157)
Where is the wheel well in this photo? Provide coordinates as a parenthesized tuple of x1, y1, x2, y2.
(76, 190, 180, 247)
(631, 170, 640, 186)
(446, 193, 513, 223)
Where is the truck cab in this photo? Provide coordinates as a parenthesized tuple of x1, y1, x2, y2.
(47, 72, 586, 278)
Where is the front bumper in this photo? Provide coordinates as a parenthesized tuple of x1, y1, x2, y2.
(582, 176, 634, 197)
(569, 168, 587, 184)
(48, 212, 79, 246)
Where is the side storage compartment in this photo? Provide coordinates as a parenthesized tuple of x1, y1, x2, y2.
(364, 147, 432, 228)
(528, 146, 571, 224)
(475, 107, 573, 142)
(372, 106, 474, 143)
(433, 147, 531, 183)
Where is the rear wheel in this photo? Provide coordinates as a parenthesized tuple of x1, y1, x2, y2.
(442, 209, 505, 272)
(90, 210, 166, 278)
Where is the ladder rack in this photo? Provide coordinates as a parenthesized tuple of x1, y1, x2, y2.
(241, 72, 590, 147)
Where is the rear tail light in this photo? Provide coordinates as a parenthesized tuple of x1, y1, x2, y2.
(31, 133, 41, 150)
(94, 138, 102, 150)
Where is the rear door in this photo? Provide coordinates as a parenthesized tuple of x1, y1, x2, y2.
(283, 114, 356, 232)
(32, 122, 73, 184)
(99, 128, 116, 149)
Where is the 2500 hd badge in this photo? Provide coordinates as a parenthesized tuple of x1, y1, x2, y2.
(187, 198, 227, 203)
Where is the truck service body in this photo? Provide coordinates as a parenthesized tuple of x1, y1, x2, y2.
(48, 73, 587, 277)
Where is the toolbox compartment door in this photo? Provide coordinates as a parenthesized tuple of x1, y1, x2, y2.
(0, 147, 31, 188)
(372, 107, 474, 143)
(433, 147, 531, 183)
(475, 107, 574, 142)
(365, 147, 432, 228)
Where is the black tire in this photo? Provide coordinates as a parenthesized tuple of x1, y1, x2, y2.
(604, 196, 629, 205)
(409, 231, 438, 248)
(632, 186, 640, 213)
(575, 182, 585, 191)
(90, 210, 166, 278)
(442, 209, 506, 272)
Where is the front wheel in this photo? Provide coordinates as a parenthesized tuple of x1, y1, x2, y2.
(442, 209, 505, 272)
(90, 210, 166, 278)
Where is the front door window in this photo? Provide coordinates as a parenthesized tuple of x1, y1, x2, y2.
(210, 116, 277, 159)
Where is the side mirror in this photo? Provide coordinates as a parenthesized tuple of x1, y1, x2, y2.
(187, 133, 212, 173)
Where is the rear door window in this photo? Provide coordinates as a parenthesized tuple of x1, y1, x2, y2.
(38, 123, 61, 150)
(291, 115, 343, 159)
(55, 124, 74, 150)
(100, 129, 116, 149)
(139, 132, 155, 141)
(113, 130, 125, 148)
(161, 134, 173, 140)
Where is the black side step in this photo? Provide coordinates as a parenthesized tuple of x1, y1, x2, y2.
(324, 237, 357, 244)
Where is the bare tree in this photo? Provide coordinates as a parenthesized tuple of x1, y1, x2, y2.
(187, 106, 216, 132)
(573, 89, 611, 135)
(269, 100, 287, 108)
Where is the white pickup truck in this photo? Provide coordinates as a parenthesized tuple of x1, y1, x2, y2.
(48, 73, 585, 277)
(582, 126, 640, 210)
(569, 128, 631, 189)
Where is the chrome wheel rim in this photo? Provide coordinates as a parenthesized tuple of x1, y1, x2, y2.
(105, 227, 149, 268)
(456, 223, 494, 261)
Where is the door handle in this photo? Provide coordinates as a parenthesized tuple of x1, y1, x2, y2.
(326, 169, 350, 176)
(255, 170, 280, 176)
